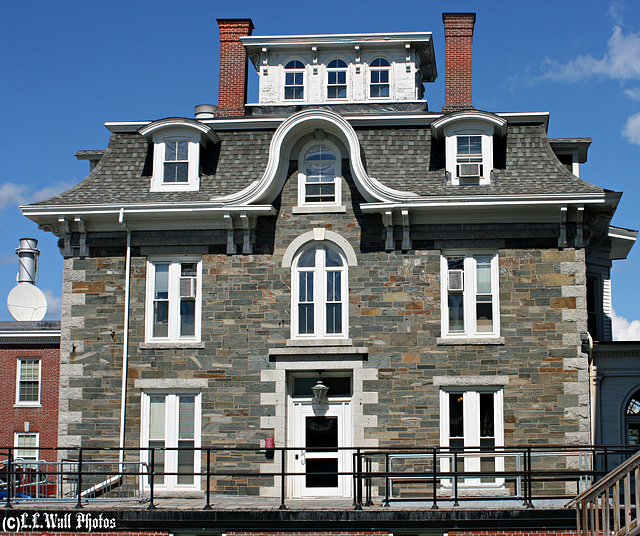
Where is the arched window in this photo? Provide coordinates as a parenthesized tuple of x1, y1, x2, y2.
(626, 389, 640, 444)
(284, 60, 305, 100)
(292, 244, 347, 339)
(300, 144, 340, 205)
(370, 58, 390, 98)
(327, 59, 347, 99)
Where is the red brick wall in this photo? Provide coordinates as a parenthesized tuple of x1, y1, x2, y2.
(442, 12, 476, 113)
(0, 345, 59, 463)
(216, 18, 254, 117)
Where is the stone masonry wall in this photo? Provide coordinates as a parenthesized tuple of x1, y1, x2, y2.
(58, 150, 590, 493)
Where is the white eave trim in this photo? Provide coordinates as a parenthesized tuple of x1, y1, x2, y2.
(21, 203, 276, 218)
(360, 193, 610, 211)
(0, 330, 61, 343)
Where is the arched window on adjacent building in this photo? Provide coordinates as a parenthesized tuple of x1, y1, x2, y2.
(284, 60, 305, 100)
(369, 57, 390, 98)
(625, 389, 640, 444)
(292, 243, 347, 339)
(327, 59, 347, 99)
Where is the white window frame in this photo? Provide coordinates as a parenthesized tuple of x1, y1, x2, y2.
(15, 432, 40, 465)
(440, 252, 500, 338)
(291, 243, 348, 340)
(327, 58, 348, 100)
(284, 59, 305, 101)
(369, 57, 391, 99)
(150, 128, 201, 192)
(297, 140, 342, 207)
(15, 357, 42, 406)
(443, 122, 494, 185)
(145, 258, 202, 343)
(140, 391, 202, 491)
(439, 388, 504, 487)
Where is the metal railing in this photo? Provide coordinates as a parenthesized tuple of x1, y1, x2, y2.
(567, 449, 640, 536)
(1, 445, 637, 510)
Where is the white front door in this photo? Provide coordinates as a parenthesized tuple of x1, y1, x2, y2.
(289, 401, 352, 498)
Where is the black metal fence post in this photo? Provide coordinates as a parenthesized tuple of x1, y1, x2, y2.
(383, 453, 390, 507)
(75, 447, 83, 509)
(431, 447, 439, 510)
(453, 451, 459, 506)
(279, 447, 287, 510)
(354, 448, 362, 510)
(148, 448, 155, 510)
(204, 448, 211, 510)
(4, 447, 13, 509)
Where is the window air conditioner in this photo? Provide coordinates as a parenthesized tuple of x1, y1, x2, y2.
(448, 270, 464, 292)
(180, 277, 196, 299)
(458, 163, 482, 178)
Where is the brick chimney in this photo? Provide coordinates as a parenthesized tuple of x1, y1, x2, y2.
(215, 18, 254, 118)
(442, 13, 476, 113)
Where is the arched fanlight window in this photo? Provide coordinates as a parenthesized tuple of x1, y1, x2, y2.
(293, 243, 347, 339)
(284, 60, 305, 100)
(327, 59, 347, 99)
(300, 144, 340, 205)
(626, 389, 640, 445)
(370, 57, 390, 98)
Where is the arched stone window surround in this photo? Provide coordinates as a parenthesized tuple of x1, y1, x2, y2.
(282, 229, 357, 268)
(624, 387, 640, 445)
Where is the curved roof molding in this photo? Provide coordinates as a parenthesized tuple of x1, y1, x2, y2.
(431, 110, 508, 138)
(210, 109, 419, 205)
(282, 229, 358, 267)
(138, 117, 219, 145)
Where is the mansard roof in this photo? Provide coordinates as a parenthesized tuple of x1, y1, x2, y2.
(29, 109, 605, 210)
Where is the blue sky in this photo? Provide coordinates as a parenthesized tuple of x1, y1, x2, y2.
(1, 1, 640, 337)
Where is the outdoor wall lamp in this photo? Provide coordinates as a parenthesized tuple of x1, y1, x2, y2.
(311, 379, 329, 404)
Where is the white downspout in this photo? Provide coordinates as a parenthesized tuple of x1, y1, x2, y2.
(118, 207, 132, 467)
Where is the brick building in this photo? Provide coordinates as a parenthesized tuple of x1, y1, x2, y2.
(11, 11, 638, 536)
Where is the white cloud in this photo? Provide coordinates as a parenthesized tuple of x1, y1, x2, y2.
(612, 307, 640, 340)
(0, 183, 29, 209)
(42, 289, 62, 320)
(29, 181, 75, 204)
(624, 87, 640, 101)
(623, 111, 640, 144)
(543, 26, 640, 82)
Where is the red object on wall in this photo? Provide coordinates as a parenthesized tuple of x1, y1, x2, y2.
(265, 436, 275, 449)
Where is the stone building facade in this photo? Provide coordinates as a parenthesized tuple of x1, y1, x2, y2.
(18, 11, 637, 536)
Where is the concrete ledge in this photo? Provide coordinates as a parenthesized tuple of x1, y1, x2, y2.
(292, 205, 346, 214)
(434, 375, 510, 386)
(269, 346, 368, 356)
(135, 378, 209, 389)
(140, 341, 206, 349)
(436, 337, 505, 346)
(286, 338, 353, 347)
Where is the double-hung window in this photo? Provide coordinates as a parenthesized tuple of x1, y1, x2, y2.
(284, 60, 305, 100)
(299, 144, 341, 206)
(327, 59, 347, 99)
(146, 259, 201, 342)
(440, 388, 504, 486)
(441, 252, 499, 338)
(15, 432, 39, 466)
(163, 140, 189, 183)
(141, 392, 201, 489)
(456, 135, 483, 182)
(16, 358, 41, 405)
(293, 244, 347, 339)
(369, 58, 390, 98)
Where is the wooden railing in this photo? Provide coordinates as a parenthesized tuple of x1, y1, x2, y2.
(567, 450, 640, 536)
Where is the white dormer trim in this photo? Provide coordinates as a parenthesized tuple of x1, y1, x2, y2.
(138, 119, 218, 193)
(210, 109, 419, 206)
(431, 111, 507, 186)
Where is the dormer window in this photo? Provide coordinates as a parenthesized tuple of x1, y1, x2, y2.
(284, 60, 305, 100)
(327, 59, 347, 99)
(456, 135, 483, 183)
(138, 119, 218, 193)
(298, 141, 342, 207)
(163, 140, 189, 183)
(431, 111, 508, 187)
(370, 58, 390, 98)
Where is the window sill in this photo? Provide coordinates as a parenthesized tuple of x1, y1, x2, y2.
(286, 339, 353, 347)
(141, 341, 205, 349)
(292, 205, 346, 214)
(14, 403, 42, 408)
(269, 342, 367, 356)
(436, 337, 505, 346)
